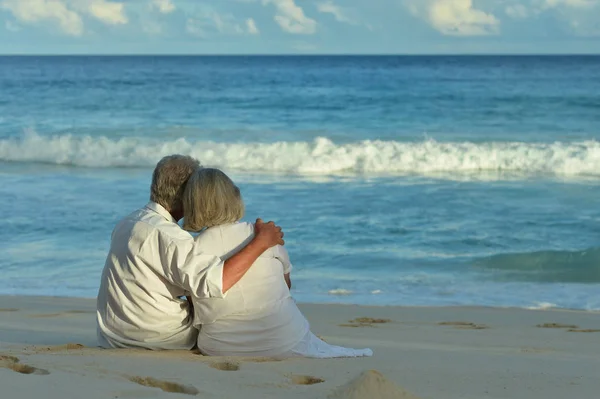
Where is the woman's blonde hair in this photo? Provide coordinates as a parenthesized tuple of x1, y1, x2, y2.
(183, 168, 245, 231)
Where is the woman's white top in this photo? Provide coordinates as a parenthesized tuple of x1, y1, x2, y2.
(192, 222, 309, 357)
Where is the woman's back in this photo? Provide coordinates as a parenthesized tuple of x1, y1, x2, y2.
(193, 222, 309, 356)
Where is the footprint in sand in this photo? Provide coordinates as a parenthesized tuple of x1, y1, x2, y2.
(537, 323, 579, 329)
(290, 375, 325, 385)
(31, 343, 86, 353)
(456, 324, 489, 330)
(209, 361, 240, 371)
(7, 363, 50, 375)
(0, 355, 50, 375)
(519, 347, 555, 354)
(128, 376, 198, 395)
(340, 317, 392, 328)
(438, 321, 489, 330)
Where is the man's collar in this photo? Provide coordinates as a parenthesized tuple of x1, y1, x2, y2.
(145, 201, 177, 224)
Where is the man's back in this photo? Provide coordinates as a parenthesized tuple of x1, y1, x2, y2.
(96, 202, 221, 350)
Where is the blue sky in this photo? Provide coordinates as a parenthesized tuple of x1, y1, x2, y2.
(0, 0, 599, 54)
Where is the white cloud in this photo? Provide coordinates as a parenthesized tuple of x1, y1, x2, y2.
(263, 0, 317, 34)
(0, 0, 84, 36)
(505, 4, 529, 18)
(186, 17, 206, 37)
(567, 19, 600, 35)
(0, 0, 128, 35)
(87, 0, 127, 25)
(187, 9, 258, 37)
(246, 18, 260, 34)
(533, 0, 600, 35)
(429, 0, 499, 36)
(541, 0, 599, 8)
(141, 19, 162, 35)
(317, 1, 354, 24)
(504, 0, 600, 22)
(408, 0, 500, 36)
(151, 0, 175, 14)
(213, 12, 243, 34)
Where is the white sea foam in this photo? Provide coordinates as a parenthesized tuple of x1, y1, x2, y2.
(526, 302, 559, 310)
(2, 132, 600, 178)
(328, 289, 354, 296)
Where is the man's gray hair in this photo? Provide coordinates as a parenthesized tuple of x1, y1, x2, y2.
(183, 168, 245, 232)
(150, 155, 201, 213)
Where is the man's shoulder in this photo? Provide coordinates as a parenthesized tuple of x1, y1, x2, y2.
(115, 207, 192, 244)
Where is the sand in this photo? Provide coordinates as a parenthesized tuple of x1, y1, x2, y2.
(1, 296, 600, 398)
(328, 370, 421, 399)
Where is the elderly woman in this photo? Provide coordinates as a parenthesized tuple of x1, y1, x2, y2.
(183, 168, 373, 358)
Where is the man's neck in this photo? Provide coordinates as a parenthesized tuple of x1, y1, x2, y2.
(170, 209, 183, 222)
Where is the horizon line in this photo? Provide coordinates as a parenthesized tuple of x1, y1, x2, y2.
(1, 53, 600, 57)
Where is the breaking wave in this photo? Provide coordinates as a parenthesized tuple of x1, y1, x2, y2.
(2, 132, 600, 178)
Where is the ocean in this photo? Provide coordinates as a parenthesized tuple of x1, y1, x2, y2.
(1, 55, 599, 310)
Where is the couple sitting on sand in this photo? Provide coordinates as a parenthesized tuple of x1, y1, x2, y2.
(96, 155, 372, 358)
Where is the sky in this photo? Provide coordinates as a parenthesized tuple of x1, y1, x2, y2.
(0, 0, 599, 54)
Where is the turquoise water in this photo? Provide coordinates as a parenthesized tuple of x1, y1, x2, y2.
(1, 56, 599, 310)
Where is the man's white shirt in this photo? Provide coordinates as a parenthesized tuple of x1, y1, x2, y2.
(96, 202, 225, 350)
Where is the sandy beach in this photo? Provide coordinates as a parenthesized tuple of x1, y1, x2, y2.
(1, 296, 599, 399)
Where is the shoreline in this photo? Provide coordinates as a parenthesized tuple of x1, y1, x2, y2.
(2, 295, 600, 398)
(1, 294, 598, 314)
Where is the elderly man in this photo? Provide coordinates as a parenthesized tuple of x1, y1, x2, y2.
(96, 155, 284, 350)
